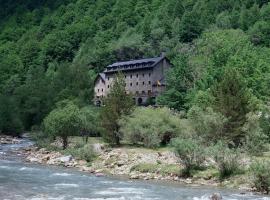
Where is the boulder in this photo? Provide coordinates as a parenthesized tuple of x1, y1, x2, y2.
(95, 173, 105, 177)
(58, 155, 73, 163)
(209, 193, 222, 200)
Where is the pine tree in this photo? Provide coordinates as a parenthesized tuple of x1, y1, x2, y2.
(100, 72, 134, 145)
(212, 67, 253, 145)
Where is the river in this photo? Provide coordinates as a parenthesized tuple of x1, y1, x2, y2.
(0, 138, 269, 200)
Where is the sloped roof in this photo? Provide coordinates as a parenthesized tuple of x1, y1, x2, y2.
(107, 56, 163, 68)
(105, 56, 165, 73)
(94, 73, 106, 83)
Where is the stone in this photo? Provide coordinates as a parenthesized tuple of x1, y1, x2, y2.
(29, 157, 39, 163)
(58, 155, 73, 163)
(130, 174, 139, 179)
(209, 193, 222, 200)
(95, 173, 104, 177)
(92, 143, 104, 154)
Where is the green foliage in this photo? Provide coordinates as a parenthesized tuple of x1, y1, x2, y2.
(131, 163, 181, 176)
(0, 95, 23, 136)
(171, 138, 206, 177)
(157, 54, 194, 111)
(119, 107, 190, 148)
(43, 100, 82, 149)
(0, 0, 270, 138)
(242, 112, 268, 156)
(250, 160, 270, 194)
(65, 144, 96, 162)
(100, 73, 134, 145)
(212, 67, 253, 145)
(187, 106, 227, 143)
(208, 141, 242, 180)
(80, 106, 100, 137)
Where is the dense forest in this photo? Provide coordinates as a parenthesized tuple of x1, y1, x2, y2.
(0, 0, 269, 137)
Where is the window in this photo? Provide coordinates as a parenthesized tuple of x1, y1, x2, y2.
(98, 89, 100, 92)
(142, 74, 145, 77)
(148, 81, 151, 85)
(136, 74, 138, 78)
(142, 91, 145, 94)
(136, 82, 138, 85)
(130, 83, 132, 86)
(130, 75, 132, 78)
(102, 89, 103, 92)
(142, 81, 145, 85)
(149, 73, 151, 77)
(107, 85, 110, 88)
(107, 77, 110, 81)
(148, 90, 151, 95)
(125, 75, 126, 78)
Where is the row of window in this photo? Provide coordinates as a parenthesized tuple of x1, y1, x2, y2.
(135, 90, 152, 95)
(128, 81, 151, 87)
(107, 73, 151, 81)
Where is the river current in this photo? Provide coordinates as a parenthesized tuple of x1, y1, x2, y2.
(0, 138, 269, 200)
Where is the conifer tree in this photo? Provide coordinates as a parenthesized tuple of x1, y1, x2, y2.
(212, 67, 253, 145)
(100, 72, 134, 145)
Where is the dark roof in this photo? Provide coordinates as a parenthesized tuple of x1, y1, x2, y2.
(105, 56, 165, 73)
(95, 73, 106, 83)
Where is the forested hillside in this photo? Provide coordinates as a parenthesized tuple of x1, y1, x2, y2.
(0, 0, 270, 135)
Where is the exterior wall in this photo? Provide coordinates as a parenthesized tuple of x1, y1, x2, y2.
(94, 77, 106, 98)
(94, 57, 171, 105)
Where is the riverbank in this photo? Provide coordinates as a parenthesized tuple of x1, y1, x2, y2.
(0, 135, 256, 193)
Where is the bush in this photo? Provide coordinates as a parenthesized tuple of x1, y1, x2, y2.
(242, 112, 268, 156)
(250, 160, 270, 194)
(171, 138, 206, 177)
(65, 144, 96, 162)
(208, 141, 241, 180)
(43, 101, 83, 149)
(119, 107, 192, 148)
(187, 106, 227, 143)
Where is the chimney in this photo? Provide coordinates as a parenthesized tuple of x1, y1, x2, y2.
(160, 52, 166, 57)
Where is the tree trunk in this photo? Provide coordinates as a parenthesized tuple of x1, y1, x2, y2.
(62, 136, 68, 149)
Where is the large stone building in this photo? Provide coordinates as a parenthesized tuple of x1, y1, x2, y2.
(94, 54, 171, 105)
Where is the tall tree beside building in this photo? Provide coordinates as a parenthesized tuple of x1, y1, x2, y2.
(211, 67, 254, 145)
(100, 72, 134, 145)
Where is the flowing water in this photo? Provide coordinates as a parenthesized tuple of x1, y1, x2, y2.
(0, 138, 269, 200)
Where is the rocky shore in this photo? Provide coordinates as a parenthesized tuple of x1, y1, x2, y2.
(19, 141, 221, 187)
(0, 135, 251, 192)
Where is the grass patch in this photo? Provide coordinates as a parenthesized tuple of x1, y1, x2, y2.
(131, 163, 182, 176)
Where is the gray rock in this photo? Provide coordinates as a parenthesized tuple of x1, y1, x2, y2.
(29, 157, 40, 163)
(209, 193, 222, 200)
(58, 155, 73, 163)
(92, 143, 104, 154)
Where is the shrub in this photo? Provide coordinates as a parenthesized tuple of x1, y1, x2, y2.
(65, 144, 96, 162)
(43, 100, 83, 149)
(187, 106, 227, 143)
(208, 141, 241, 180)
(171, 138, 206, 177)
(242, 112, 268, 156)
(250, 160, 270, 194)
(119, 107, 191, 148)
